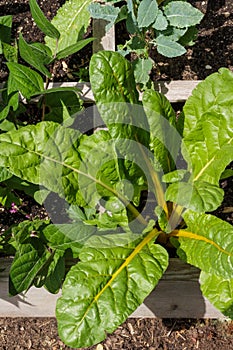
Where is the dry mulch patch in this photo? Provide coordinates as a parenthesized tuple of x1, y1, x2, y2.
(0, 318, 232, 350)
(0, 0, 233, 349)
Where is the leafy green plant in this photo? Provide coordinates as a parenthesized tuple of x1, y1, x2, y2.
(0, 0, 93, 129)
(0, 0, 94, 207)
(89, 0, 204, 86)
(0, 50, 233, 348)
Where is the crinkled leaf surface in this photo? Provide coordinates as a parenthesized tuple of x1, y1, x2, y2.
(163, 1, 204, 28)
(56, 230, 168, 348)
(9, 237, 51, 295)
(174, 210, 233, 279)
(89, 51, 149, 202)
(0, 122, 82, 204)
(89, 51, 149, 158)
(45, 0, 92, 54)
(176, 69, 233, 211)
(200, 271, 233, 319)
(142, 89, 180, 173)
(0, 166, 12, 182)
(165, 180, 224, 212)
(43, 223, 97, 255)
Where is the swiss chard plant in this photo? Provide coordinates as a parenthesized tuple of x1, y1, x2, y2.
(88, 0, 204, 86)
(0, 50, 233, 348)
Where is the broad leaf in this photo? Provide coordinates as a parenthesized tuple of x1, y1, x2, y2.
(156, 36, 186, 57)
(200, 271, 233, 319)
(0, 167, 12, 182)
(132, 57, 153, 85)
(41, 89, 83, 124)
(165, 181, 224, 212)
(182, 70, 233, 186)
(173, 210, 233, 279)
(137, 0, 158, 28)
(7, 62, 44, 99)
(0, 122, 82, 204)
(163, 1, 204, 28)
(29, 0, 60, 39)
(44, 252, 65, 294)
(2, 42, 18, 62)
(9, 237, 51, 295)
(89, 51, 149, 149)
(152, 9, 168, 30)
(19, 34, 52, 77)
(45, 0, 92, 54)
(142, 89, 179, 173)
(43, 223, 97, 255)
(56, 230, 168, 348)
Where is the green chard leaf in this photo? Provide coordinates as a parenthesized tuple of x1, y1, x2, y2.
(200, 271, 233, 319)
(142, 89, 180, 173)
(43, 222, 97, 255)
(165, 181, 224, 213)
(89, 51, 148, 147)
(56, 229, 168, 348)
(182, 68, 233, 186)
(0, 122, 82, 204)
(172, 210, 233, 280)
(9, 237, 51, 295)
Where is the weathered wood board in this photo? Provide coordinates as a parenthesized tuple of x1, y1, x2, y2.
(0, 258, 226, 318)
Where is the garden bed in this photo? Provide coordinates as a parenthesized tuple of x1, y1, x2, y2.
(0, 0, 233, 349)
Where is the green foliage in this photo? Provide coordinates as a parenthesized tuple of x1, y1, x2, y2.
(0, 51, 232, 348)
(0, 0, 93, 127)
(88, 0, 204, 86)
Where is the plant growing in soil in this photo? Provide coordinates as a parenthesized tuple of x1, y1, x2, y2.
(0, 50, 232, 348)
(0, 0, 93, 207)
(0, 0, 93, 127)
(88, 0, 204, 86)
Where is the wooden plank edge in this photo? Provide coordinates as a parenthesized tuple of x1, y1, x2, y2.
(0, 80, 202, 104)
(0, 258, 227, 319)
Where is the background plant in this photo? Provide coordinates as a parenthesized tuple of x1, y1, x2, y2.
(89, 0, 204, 86)
(0, 50, 232, 348)
(0, 0, 93, 208)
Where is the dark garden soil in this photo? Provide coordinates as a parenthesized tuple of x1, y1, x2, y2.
(0, 0, 233, 349)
